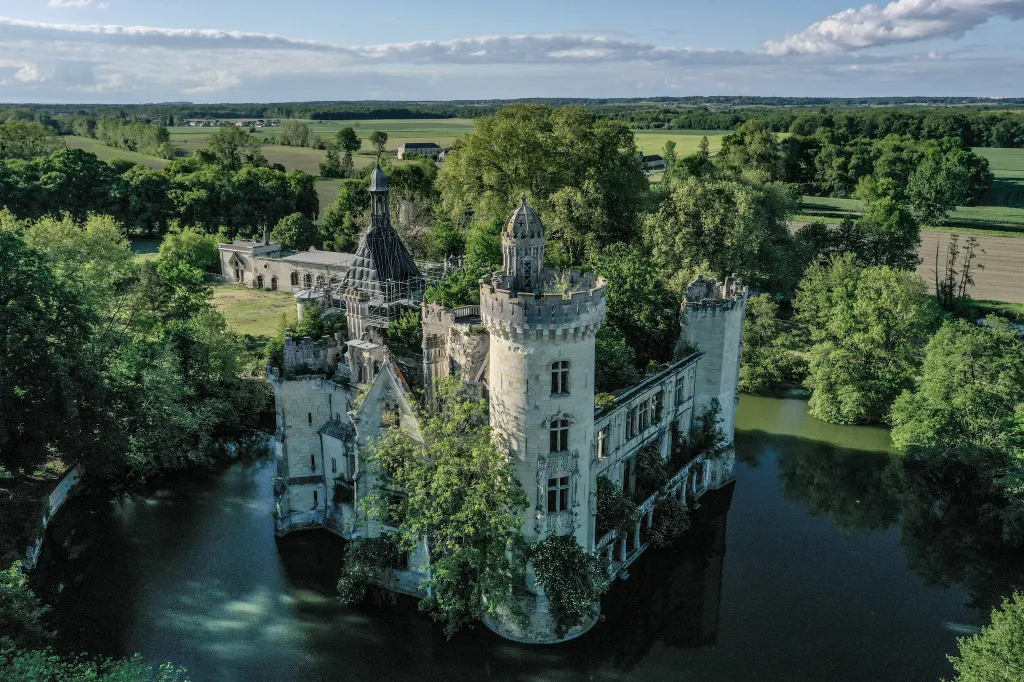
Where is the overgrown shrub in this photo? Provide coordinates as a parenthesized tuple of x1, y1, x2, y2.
(530, 535, 606, 638)
(596, 476, 637, 539)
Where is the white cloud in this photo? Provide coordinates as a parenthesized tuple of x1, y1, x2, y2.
(765, 0, 1024, 55)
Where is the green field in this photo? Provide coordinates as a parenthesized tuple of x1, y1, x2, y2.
(210, 282, 296, 338)
(974, 299, 1024, 322)
(65, 136, 168, 168)
(633, 130, 728, 157)
(799, 194, 1024, 232)
(973, 147, 1024, 208)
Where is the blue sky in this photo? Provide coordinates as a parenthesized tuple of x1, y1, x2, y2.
(0, 0, 1022, 102)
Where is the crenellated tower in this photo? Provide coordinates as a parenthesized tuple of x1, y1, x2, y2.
(481, 198, 606, 641)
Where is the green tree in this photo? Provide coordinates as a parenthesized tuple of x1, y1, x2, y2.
(424, 267, 486, 308)
(0, 232, 96, 473)
(795, 255, 940, 424)
(718, 119, 783, 181)
(590, 243, 678, 368)
(158, 226, 220, 273)
(271, 212, 320, 252)
(661, 139, 677, 169)
(353, 376, 528, 637)
(35, 148, 123, 221)
(0, 648, 190, 682)
(0, 561, 51, 648)
(123, 165, 174, 235)
(437, 104, 647, 264)
(947, 591, 1024, 682)
(855, 195, 921, 270)
(278, 120, 312, 147)
(319, 142, 345, 179)
(336, 127, 362, 153)
(424, 215, 465, 261)
(644, 174, 799, 295)
(385, 309, 422, 353)
(594, 326, 642, 393)
(530, 535, 606, 637)
(891, 319, 1024, 453)
(463, 216, 503, 271)
(369, 130, 389, 157)
(739, 293, 800, 393)
(204, 126, 265, 171)
(0, 121, 65, 161)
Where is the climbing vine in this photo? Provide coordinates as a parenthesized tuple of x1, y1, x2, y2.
(596, 476, 637, 539)
(530, 535, 606, 638)
(336, 532, 402, 605)
(647, 495, 691, 548)
(688, 398, 730, 460)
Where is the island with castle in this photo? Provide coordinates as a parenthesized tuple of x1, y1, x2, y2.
(223, 165, 747, 644)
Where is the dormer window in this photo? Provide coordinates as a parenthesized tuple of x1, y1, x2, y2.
(551, 361, 570, 396)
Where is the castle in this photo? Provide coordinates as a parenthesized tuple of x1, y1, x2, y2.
(266, 167, 747, 643)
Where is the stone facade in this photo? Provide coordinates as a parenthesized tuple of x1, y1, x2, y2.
(266, 170, 747, 645)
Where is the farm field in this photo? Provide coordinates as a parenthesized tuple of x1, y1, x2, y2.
(65, 136, 168, 168)
(973, 147, 1024, 208)
(919, 230, 1024, 304)
(633, 129, 728, 156)
(210, 282, 296, 338)
(799, 194, 1024, 230)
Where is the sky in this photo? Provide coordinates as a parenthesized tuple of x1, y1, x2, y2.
(0, 0, 1022, 102)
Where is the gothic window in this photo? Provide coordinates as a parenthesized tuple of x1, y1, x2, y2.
(639, 400, 651, 431)
(551, 360, 570, 395)
(547, 476, 570, 513)
(597, 428, 607, 460)
(549, 418, 570, 453)
(291, 272, 299, 286)
(675, 377, 685, 406)
(271, 276, 278, 291)
(255, 275, 264, 289)
(303, 273, 312, 288)
(315, 275, 326, 289)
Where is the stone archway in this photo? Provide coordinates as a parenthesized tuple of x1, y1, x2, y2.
(271, 276, 278, 291)
(256, 275, 264, 289)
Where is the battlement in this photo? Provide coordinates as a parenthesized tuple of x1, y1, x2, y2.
(282, 332, 345, 377)
(480, 269, 606, 338)
(681, 274, 748, 316)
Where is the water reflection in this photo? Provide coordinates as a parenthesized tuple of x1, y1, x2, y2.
(33, 397, 1024, 682)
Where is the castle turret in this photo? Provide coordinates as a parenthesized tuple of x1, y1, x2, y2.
(501, 194, 546, 291)
(481, 198, 606, 642)
(679, 274, 747, 442)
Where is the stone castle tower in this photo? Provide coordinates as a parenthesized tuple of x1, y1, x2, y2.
(481, 196, 607, 549)
(679, 274, 747, 441)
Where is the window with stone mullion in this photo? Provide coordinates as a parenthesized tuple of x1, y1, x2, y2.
(549, 418, 570, 452)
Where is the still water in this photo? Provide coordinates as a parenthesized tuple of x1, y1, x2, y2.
(38, 397, 1016, 682)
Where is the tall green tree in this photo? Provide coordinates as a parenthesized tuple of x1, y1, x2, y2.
(0, 232, 97, 473)
(795, 254, 940, 424)
(644, 174, 798, 295)
(0, 121, 64, 161)
(204, 126, 265, 171)
(718, 119, 783, 181)
(336, 127, 361, 153)
(350, 376, 528, 637)
(158, 226, 220, 273)
(890, 319, 1024, 453)
(369, 130, 388, 157)
(739, 293, 800, 394)
(855, 195, 921, 270)
(271, 212, 320, 252)
(437, 104, 647, 265)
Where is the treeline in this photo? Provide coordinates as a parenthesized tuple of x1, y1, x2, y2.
(94, 117, 176, 159)
(0, 142, 318, 237)
(717, 122, 993, 212)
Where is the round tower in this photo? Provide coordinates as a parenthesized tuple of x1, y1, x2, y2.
(481, 199, 606, 642)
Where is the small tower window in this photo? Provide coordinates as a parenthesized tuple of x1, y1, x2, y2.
(522, 260, 532, 288)
(547, 476, 570, 513)
(551, 361, 570, 396)
(310, 454, 316, 471)
(308, 412, 312, 425)
(331, 457, 337, 474)
(549, 418, 570, 453)
(312, 490, 318, 508)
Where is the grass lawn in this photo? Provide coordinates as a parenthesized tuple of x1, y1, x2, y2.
(633, 130, 728, 157)
(65, 136, 168, 169)
(975, 299, 1024, 322)
(210, 282, 296, 339)
(798, 195, 1024, 231)
(973, 147, 1024, 209)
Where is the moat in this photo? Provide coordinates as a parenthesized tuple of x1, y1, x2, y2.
(35, 395, 1016, 682)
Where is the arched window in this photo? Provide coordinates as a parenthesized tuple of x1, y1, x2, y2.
(271, 276, 278, 291)
(551, 360, 570, 395)
(549, 418, 569, 453)
(315, 275, 327, 289)
(290, 272, 299, 286)
(255, 275, 264, 289)
(303, 273, 312, 288)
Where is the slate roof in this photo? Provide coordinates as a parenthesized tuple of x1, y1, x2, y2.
(505, 194, 544, 239)
(319, 419, 355, 441)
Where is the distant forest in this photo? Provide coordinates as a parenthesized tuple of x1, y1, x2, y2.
(2, 96, 1023, 147)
